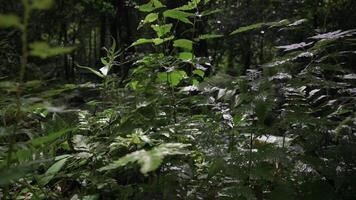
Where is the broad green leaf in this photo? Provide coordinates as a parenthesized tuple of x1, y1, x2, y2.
(173, 39, 193, 51)
(151, 24, 172, 38)
(77, 64, 104, 78)
(196, 34, 224, 41)
(30, 42, 75, 59)
(142, 13, 159, 25)
(40, 156, 69, 185)
(230, 22, 265, 35)
(0, 14, 21, 29)
(193, 69, 205, 78)
(31, 0, 53, 9)
(179, 52, 193, 61)
(130, 38, 154, 47)
(163, 10, 194, 24)
(158, 70, 188, 86)
(99, 143, 189, 174)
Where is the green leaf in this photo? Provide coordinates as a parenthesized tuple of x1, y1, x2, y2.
(163, 10, 194, 24)
(40, 156, 69, 185)
(199, 9, 223, 17)
(170, 73, 185, 85)
(0, 14, 22, 29)
(193, 69, 205, 77)
(99, 143, 189, 174)
(101, 58, 108, 65)
(196, 34, 224, 41)
(175, 0, 201, 10)
(179, 52, 193, 61)
(131, 38, 154, 47)
(140, 13, 158, 28)
(137, 0, 165, 12)
(230, 22, 265, 35)
(151, 24, 172, 38)
(76, 64, 104, 78)
(158, 70, 188, 86)
(173, 39, 193, 51)
(30, 42, 75, 59)
(31, 0, 53, 10)
(30, 128, 73, 147)
(131, 36, 173, 47)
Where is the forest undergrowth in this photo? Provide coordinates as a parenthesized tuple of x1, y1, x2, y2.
(0, 0, 355, 199)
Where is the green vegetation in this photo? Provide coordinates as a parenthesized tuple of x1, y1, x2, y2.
(0, 0, 355, 199)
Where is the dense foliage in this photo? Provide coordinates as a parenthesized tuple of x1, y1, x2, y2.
(0, 0, 355, 199)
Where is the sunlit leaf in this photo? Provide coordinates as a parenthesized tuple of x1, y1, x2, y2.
(99, 143, 190, 174)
